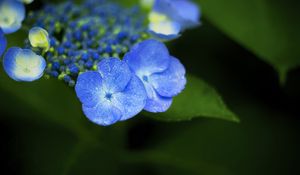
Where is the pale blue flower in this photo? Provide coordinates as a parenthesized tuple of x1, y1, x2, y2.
(154, 0, 200, 29)
(0, 0, 25, 34)
(149, 0, 200, 39)
(148, 11, 181, 40)
(3, 47, 46, 82)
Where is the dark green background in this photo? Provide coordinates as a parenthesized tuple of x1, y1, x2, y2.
(0, 0, 299, 174)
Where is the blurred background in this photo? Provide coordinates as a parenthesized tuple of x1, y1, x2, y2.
(0, 0, 299, 174)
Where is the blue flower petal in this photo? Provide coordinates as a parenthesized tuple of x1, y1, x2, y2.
(154, 0, 200, 30)
(139, 80, 172, 112)
(113, 75, 147, 121)
(124, 39, 170, 76)
(124, 39, 184, 112)
(150, 56, 186, 97)
(97, 58, 131, 93)
(3, 47, 46, 82)
(75, 71, 103, 108)
(143, 83, 173, 112)
(148, 30, 180, 41)
(0, 0, 25, 34)
(0, 29, 6, 57)
(83, 103, 122, 126)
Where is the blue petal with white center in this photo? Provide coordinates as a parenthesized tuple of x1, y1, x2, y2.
(148, 12, 181, 40)
(153, 0, 200, 30)
(3, 47, 46, 82)
(124, 39, 187, 113)
(0, 29, 6, 57)
(75, 58, 147, 126)
(0, 0, 25, 34)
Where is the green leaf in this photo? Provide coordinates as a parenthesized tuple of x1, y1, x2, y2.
(9, 120, 123, 175)
(196, 0, 300, 83)
(0, 67, 97, 140)
(146, 74, 239, 122)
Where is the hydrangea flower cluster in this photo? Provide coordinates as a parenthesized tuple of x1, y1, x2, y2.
(0, 0, 200, 126)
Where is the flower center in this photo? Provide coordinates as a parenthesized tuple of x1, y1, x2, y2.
(105, 92, 113, 101)
(0, 16, 14, 26)
(23, 68, 31, 73)
(142, 75, 149, 82)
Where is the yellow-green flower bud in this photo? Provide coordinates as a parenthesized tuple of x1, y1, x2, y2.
(29, 27, 50, 51)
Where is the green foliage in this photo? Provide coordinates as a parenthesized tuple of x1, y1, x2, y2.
(0, 68, 89, 136)
(196, 0, 300, 83)
(147, 75, 239, 122)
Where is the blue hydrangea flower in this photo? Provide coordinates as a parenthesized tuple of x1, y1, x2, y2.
(149, 0, 200, 39)
(124, 39, 186, 112)
(0, 28, 6, 57)
(3, 47, 46, 82)
(29, 27, 50, 51)
(0, 0, 25, 34)
(75, 58, 147, 126)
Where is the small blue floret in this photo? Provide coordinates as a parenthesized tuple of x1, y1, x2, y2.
(57, 46, 65, 55)
(64, 75, 71, 83)
(81, 53, 89, 61)
(52, 61, 60, 70)
(50, 71, 59, 78)
(69, 64, 79, 74)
